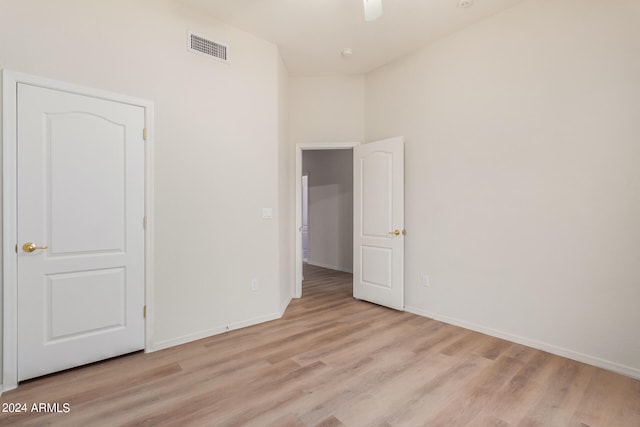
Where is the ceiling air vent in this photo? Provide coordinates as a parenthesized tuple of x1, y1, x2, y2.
(188, 31, 229, 63)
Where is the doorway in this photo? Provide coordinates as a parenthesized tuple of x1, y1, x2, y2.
(295, 143, 358, 298)
(302, 149, 353, 271)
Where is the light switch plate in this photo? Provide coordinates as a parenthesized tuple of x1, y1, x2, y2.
(262, 208, 273, 219)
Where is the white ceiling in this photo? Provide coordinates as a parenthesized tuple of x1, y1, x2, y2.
(180, 0, 525, 76)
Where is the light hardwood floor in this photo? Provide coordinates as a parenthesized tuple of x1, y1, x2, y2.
(1, 264, 639, 426)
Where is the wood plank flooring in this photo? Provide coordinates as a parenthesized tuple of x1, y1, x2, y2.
(1, 264, 639, 426)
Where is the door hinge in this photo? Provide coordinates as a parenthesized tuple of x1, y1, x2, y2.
(143, 128, 147, 141)
(143, 216, 148, 230)
(143, 305, 147, 319)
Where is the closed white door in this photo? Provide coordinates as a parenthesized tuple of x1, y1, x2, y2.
(17, 83, 146, 381)
(353, 137, 405, 310)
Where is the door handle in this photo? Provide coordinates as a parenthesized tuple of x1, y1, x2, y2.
(387, 229, 406, 236)
(23, 242, 48, 253)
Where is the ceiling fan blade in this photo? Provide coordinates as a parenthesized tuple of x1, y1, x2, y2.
(363, 0, 382, 22)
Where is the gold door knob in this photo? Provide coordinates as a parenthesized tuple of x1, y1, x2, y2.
(23, 242, 48, 253)
(387, 229, 407, 236)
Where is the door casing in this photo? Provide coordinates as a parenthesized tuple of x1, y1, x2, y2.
(2, 69, 155, 391)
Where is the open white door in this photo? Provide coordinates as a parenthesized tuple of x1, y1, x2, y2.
(353, 136, 405, 310)
(16, 83, 146, 381)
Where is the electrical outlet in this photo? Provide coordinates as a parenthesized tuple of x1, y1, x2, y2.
(422, 274, 430, 287)
(251, 279, 258, 292)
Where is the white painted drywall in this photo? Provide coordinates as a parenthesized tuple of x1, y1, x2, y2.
(302, 150, 354, 273)
(366, 0, 640, 376)
(289, 76, 365, 143)
(278, 54, 293, 312)
(0, 0, 283, 374)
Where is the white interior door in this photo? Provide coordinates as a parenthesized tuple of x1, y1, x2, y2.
(17, 83, 146, 381)
(353, 136, 405, 310)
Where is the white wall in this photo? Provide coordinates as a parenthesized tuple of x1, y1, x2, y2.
(289, 76, 365, 143)
(302, 150, 354, 272)
(0, 0, 284, 379)
(278, 55, 293, 311)
(366, 0, 640, 377)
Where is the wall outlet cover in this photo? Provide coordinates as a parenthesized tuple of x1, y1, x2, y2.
(422, 275, 430, 287)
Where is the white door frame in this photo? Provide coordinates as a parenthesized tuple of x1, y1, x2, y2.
(2, 70, 155, 391)
(294, 142, 359, 298)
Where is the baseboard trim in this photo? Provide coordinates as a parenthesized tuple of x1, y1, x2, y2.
(404, 305, 640, 380)
(306, 261, 353, 274)
(149, 311, 283, 352)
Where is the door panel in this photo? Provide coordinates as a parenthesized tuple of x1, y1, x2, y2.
(47, 268, 126, 340)
(354, 137, 404, 310)
(49, 113, 126, 254)
(362, 152, 392, 236)
(17, 83, 145, 381)
(361, 245, 393, 288)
